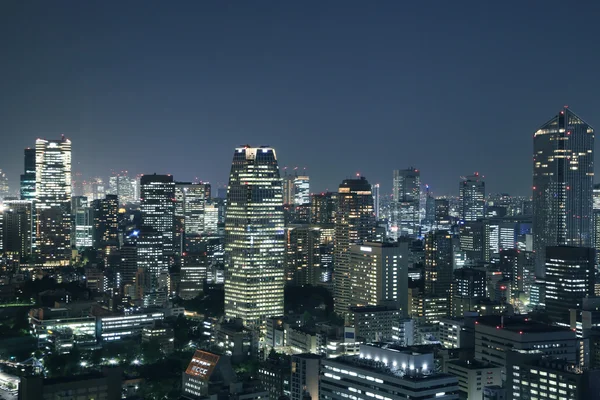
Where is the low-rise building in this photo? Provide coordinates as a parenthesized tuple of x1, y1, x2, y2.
(97, 311, 164, 341)
(350, 305, 401, 343)
(474, 316, 577, 371)
(142, 324, 174, 355)
(19, 367, 122, 400)
(290, 354, 320, 400)
(321, 344, 459, 400)
(506, 349, 600, 400)
(212, 319, 257, 363)
(444, 359, 502, 400)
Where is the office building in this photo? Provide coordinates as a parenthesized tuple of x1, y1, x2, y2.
(452, 268, 486, 317)
(140, 174, 175, 264)
(459, 173, 485, 221)
(224, 146, 285, 328)
(71, 196, 93, 250)
(35, 136, 72, 264)
(293, 175, 310, 205)
(119, 244, 138, 290)
(445, 359, 502, 400)
(435, 198, 451, 225)
(392, 167, 421, 238)
(108, 171, 137, 204)
(136, 226, 166, 296)
(180, 252, 208, 299)
(321, 344, 459, 400)
(2, 199, 33, 259)
(506, 349, 600, 400)
(311, 192, 337, 225)
(285, 224, 321, 286)
(334, 177, 376, 316)
(372, 183, 381, 221)
(19, 367, 122, 400)
(533, 107, 594, 277)
(349, 241, 408, 313)
(175, 181, 209, 236)
(142, 325, 175, 355)
(474, 316, 577, 371)
(290, 354, 320, 400)
(258, 357, 290, 400)
(545, 246, 595, 325)
(424, 230, 453, 300)
(92, 194, 119, 253)
(97, 311, 164, 341)
(438, 317, 468, 349)
(20, 148, 36, 202)
(350, 305, 402, 343)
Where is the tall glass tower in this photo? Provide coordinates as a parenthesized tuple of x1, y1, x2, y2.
(35, 137, 72, 265)
(533, 107, 594, 277)
(140, 174, 175, 284)
(224, 146, 285, 328)
(333, 176, 375, 316)
(459, 173, 485, 222)
(392, 168, 420, 238)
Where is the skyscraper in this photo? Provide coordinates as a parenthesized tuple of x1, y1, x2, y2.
(71, 196, 93, 250)
(91, 194, 119, 253)
(533, 107, 594, 277)
(349, 241, 408, 314)
(2, 200, 33, 259)
(0, 170, 9, 200)
(333, 176, 375, 316)
(372, 183, 380, 221)
(108, 172, 136, 205)
(545, 246, 595, 325)
(459, 173, 485, 222)
(224, 146, 285, 328)
(424, 230, 454, 301)
(35, 137, 72, 265)
(140, 174, 175, 263)
(293, 175, 310, 205)
(20, 148, 36, 202)
(392, 168, 420, 238)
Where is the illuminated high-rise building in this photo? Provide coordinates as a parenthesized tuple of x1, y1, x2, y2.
(108, 172, 136, 205)
(545, 246, 595, 325)
(175, 182, 207, 236)
(293, 175, 310, 205)
(333, 176, 375, 316)
(459, 173, 485, 222)
(310, 192, 337, 225)
(20, 148, 36, 202)
(349, 241, 408, 314)
(224, 146, 285, 327)
(0, 169, 9, 200)
(533, 107, 594, 277)
(282, 172, 295, 205)
(71, 196, 93, 250)
(392, 168, 420, 238)
(140, 174, 175, 265)
(424, 230, 453, 301)
(285, 224, 321, 286)
(35, 136, 72, 265)
(2, 200, 33, 259)
(372, 183, 380, 220)
(92, 194, 119, 253)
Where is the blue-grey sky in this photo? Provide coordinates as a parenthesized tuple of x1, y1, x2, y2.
(1, 1, 599, 196)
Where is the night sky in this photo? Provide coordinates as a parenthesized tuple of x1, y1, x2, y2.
(1, 1, 600, 196)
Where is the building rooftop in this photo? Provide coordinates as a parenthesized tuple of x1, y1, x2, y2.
(475, 315, 572, 334)
(447, 359, 499, 370)
(329, 356, 455, 382)
(349, 305, 398, 313)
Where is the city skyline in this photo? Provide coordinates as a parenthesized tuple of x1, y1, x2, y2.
(2, 2, 600, 197)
